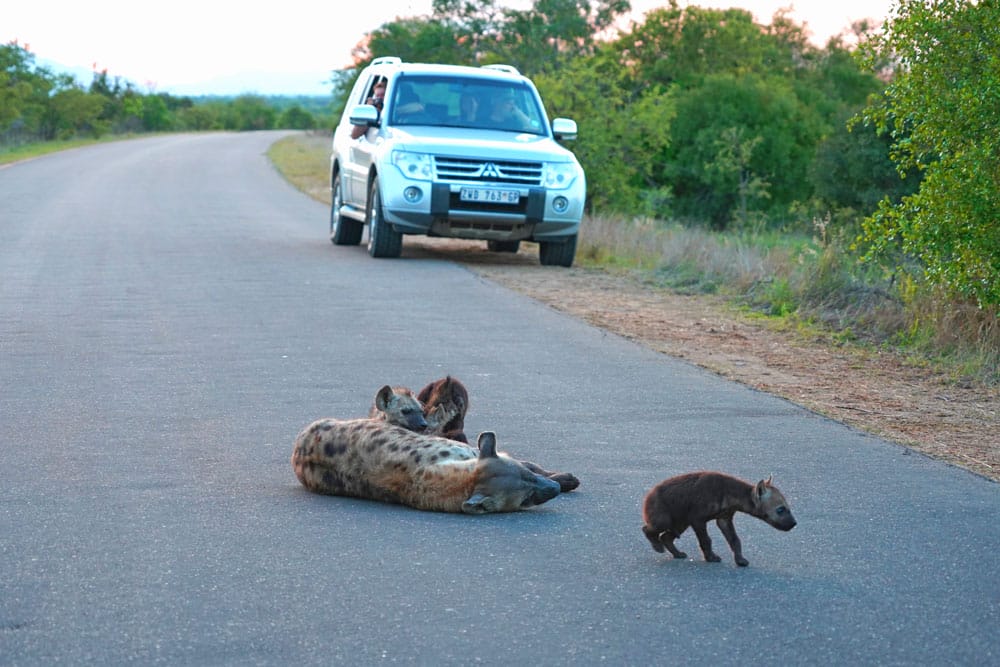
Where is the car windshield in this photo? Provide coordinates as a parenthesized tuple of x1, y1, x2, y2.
(388, 75, 546, 135)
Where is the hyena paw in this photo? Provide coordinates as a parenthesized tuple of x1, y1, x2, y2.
(671, 550, 688, 560)
(735, 556, 749, 567)
(705, 552, 722, 563)
(549, 472, 580, 492)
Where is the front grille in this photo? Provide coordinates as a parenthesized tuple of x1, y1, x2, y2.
(434, 156, 543, 186)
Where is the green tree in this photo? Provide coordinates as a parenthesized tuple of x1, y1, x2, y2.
(811, 110, 920, 216)
(704, 127, 770, 230)
(1, 41, 60, 142)
(176, 101, 226, 131)
(667, 73, 823, 227)
(45, 86, 108, 139)
(278, 105, 316, 130)
(492, 0, 631, 74)
(226, 95, 276, 131)
(533, 45, 673, 215)
(857, 0, 1000, 307)
(141, 94, 172, 131)
(615, 2, 810, 89)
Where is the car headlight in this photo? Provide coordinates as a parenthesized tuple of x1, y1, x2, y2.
(391, 150, 433, 181)
(543, 162, 579, 190)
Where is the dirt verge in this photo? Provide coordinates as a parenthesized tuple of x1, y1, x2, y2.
(405, 237, 999, 483)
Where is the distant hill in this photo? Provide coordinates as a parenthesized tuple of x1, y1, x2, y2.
(165, 71, 334, 97)
(36, 57, 333, 97)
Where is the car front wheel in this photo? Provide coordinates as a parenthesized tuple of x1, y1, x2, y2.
(538, 234, 577, 267)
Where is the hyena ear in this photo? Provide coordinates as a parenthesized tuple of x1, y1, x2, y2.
(753, 479, 769, 503)
(476, 432, 498, 458)
(374, 385, 394, 411)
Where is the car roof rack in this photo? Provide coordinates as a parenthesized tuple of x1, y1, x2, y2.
(481, 64, 520, 75)
(370, 56, 402, 66)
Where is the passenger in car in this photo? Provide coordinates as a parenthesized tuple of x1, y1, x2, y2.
(351, 78, 386, 139)
(487, 90, 533, 131)
(394, 83, 426, 121)
(459, 92, 480, 124)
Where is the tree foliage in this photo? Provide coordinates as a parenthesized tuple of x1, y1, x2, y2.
(857, 0, 1000, 306)
(534, 45, 673, 214)
(665, 73, 823, 227)
(615, 2, 809, 88)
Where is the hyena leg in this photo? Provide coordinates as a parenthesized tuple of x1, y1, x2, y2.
(715, 516, 748, 567)
(642, 525, 687, 559)
(691, 521, 721, 562)
(520, 460, 580, 492)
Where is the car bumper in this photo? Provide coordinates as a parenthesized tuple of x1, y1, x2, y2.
(380, 171, 584, 241)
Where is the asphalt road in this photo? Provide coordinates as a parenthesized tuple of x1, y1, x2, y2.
(1, 132, 998, 666)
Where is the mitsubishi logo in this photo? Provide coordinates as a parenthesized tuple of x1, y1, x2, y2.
(481, 162, 502, 179)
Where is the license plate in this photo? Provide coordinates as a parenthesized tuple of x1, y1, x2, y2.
(460, 187, 520, 204)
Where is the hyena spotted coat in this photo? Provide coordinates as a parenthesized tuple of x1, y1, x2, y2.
(291, 418, 561, 514)
(641, 471, 797, 566)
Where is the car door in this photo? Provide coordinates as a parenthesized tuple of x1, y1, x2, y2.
(343, 75, 384, 207)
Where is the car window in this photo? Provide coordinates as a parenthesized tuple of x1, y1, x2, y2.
(388, 75, 546, 134)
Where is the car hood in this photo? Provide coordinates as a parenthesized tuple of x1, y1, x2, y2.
(383, 126, 579, 164)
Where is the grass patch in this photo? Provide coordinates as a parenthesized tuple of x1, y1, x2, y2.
(266, 131, 332, 203)
(1, 137, 102, 165)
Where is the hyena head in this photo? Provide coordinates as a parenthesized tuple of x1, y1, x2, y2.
(462, 432, 561, 514)
(751, 476, 797, 531)
(417, 375, 469, 440)
(417, 375, 469, 419)
(372, 385, 428, 432)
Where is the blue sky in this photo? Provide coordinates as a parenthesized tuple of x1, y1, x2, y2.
(2, 1, 894, 96)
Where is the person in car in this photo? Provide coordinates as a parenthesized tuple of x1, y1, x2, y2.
(351, 78, 386, 139)
(459, 92, 480, 123)
(487, 91, 532, 130)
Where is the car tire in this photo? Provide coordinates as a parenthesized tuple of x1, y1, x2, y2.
(487, 240, 521, 253)
(366, 176, 403, 258)
(538, 234, 577, 267)
(330, 171, 362, 245)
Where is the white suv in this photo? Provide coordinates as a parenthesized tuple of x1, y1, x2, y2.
(329, 57, 586, 267)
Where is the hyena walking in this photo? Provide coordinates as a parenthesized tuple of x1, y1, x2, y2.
(641, 471, 797, 566)
(291, 416, 561, 514)
(372, 377, 580, 493)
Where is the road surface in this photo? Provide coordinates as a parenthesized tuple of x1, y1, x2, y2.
(1, 132, 997, 665)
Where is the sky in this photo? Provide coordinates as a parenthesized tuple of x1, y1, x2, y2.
(2, 0, 896, 96)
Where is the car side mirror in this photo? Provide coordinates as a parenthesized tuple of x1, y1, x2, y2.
(551, 118, 577, 141)
(348, 104, 380, 127)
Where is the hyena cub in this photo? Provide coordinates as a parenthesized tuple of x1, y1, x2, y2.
(641, 471, 796, 567)
(416, 375, 470, 443)
(367, 383, 462, 435)
(378, 376, 580, 493)
(291, 417, 561, 513)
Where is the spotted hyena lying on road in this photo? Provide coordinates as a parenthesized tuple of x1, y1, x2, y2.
(371, 377, 580, 492)
(641, 472, 797, 566)
(293, 398, 561, 513)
